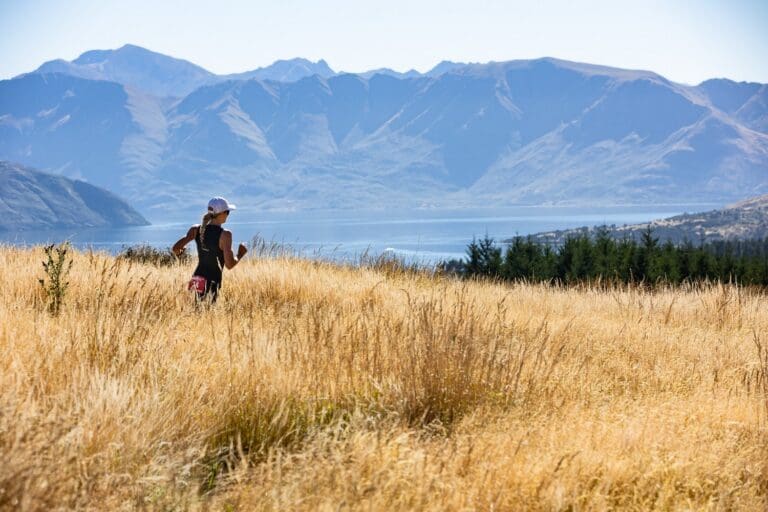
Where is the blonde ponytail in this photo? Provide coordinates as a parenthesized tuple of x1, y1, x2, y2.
(199, 209, 216, 251)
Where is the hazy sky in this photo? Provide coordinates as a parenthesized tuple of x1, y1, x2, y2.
(1, 0, 766, 84)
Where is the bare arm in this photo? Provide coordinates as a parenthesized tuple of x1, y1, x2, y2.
(172, 226, 197, 257)
(219, 230, 248, 270)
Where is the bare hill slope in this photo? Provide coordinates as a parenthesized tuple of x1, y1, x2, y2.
(523, 194, 768, 244)
(0, 161, 148, 230)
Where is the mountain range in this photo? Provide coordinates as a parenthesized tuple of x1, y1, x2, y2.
(0, 160, 148, 230)
(28, 44, 461, 98)
(1, 44, 767, 219)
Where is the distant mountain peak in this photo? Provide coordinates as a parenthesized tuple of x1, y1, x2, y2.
(272, 57, 322, 65)
(355, 67, 421, 79)
(426, 60, 466, 76)
(33, 43, 215, 97)
(72, 48, 112, 65)
(73, 43, 170, 64)
(118, 43, 146, 51)
(225, 57, 336, 83)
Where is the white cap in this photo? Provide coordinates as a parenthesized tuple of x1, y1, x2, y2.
(207, 197, 237, 214)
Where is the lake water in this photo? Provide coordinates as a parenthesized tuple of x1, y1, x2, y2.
(1, 205, 719, 264)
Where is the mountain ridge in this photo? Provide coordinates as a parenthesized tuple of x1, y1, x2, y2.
(25, 44, 468, 98)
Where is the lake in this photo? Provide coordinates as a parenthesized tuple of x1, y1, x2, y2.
(1, 205, 719, 264)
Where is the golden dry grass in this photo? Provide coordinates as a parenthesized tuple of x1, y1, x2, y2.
(1, 245, 766, 511)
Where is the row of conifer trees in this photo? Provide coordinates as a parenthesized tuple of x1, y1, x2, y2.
(452, 228, 768, 286)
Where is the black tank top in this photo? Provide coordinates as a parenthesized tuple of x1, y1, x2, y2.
(193, 224, 225, 284)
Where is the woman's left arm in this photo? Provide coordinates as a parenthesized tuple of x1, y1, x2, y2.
(172, 226, 197, 257)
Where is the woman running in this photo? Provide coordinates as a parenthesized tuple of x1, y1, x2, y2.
(172, 197, 248, 302)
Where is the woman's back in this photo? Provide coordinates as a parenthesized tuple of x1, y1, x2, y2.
(193, 224, 225, 284)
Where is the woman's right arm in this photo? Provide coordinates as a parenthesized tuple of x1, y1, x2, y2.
(219, 230, 247, 269)
(172, 226, 197, 257)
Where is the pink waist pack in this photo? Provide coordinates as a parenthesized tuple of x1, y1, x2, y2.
(188, 276, 207, 294)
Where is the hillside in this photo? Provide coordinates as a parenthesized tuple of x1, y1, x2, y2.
(1, 246, 765, 509)
(522, 193, 768, 245)
(2, 47, 768, 214)
(0, 161, 148, 230)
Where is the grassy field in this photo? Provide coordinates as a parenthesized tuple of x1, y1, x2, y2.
(1, 245, 766, 510)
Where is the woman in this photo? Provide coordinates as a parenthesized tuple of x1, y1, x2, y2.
(172, 197, 248, 302)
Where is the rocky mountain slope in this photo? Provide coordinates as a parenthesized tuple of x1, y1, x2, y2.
(0, 161, 148, 230)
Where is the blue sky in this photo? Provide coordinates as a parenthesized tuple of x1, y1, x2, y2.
(1, 0, 766, 84)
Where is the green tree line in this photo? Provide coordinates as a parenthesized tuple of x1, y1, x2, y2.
(448, 228, 768, 286)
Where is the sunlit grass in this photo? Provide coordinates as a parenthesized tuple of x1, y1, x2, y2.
(1, 245, 766, 510)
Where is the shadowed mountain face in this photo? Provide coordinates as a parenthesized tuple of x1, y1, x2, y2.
(0, 73, 137, 189)
(0, 161, 148, 230)
(2, 50, 768, 216)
